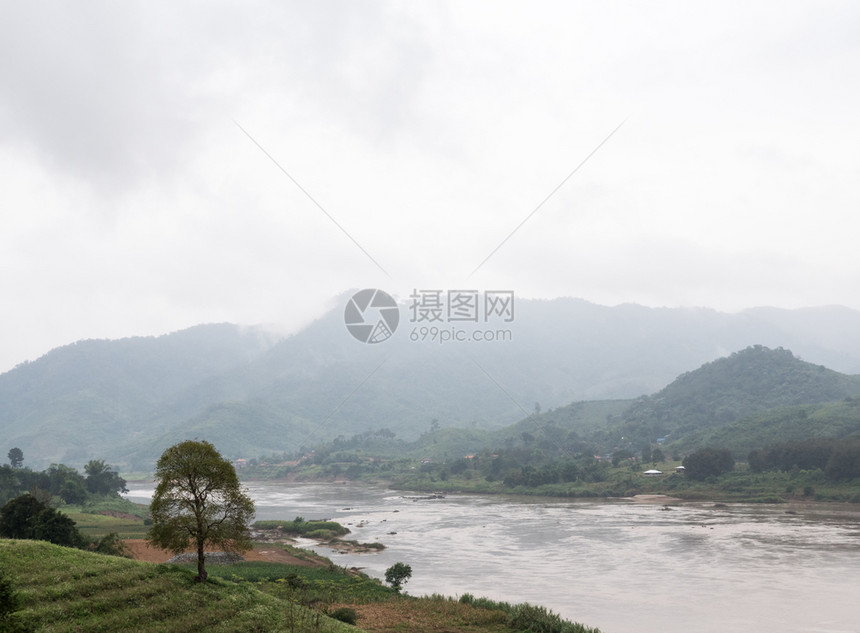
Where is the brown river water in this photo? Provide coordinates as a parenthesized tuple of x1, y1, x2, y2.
(127, 482, 860, 633)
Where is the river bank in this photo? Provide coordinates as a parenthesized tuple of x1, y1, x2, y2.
(235, 467, 860, 505)
(124, 480, 860, 633)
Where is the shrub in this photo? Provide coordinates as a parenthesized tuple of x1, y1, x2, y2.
(384, 562, 412, 592)
(305, 529, 337, 540)
(508, 602, 601, 633)
(0, 572, 19, 619)
(274, 518, 349, 537)
(0, 572, 32, 633)
(87, 532, 131, 557)
(0, 495, 84, 547)
(328, 607, 357, 625)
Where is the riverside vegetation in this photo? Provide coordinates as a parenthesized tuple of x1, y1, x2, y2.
(3, 345, 859, 628)
(6, 307, 860, 473)
(0, 522, 602, 633)
(243, 347, 860, 504)
(0, 444, 602, 632)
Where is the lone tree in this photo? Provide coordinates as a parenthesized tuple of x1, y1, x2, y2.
(7, 448, 23, 469)
(384, 562, 412, 592)
(84, 460, 129, 496)
(147, 440, 254, 582)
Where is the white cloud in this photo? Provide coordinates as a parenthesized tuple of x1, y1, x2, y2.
(1, 0, 859, 371)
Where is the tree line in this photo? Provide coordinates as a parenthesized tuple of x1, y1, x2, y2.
(1, 448, 131, 556)
(748, 438, 860, 481)
(2, 448, 127, 507)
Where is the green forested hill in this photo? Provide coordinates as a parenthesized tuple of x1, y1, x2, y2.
(613, 345, 860, 450)
(676, 398, 860, 456)
(0, 324, 277, 469)
(231, 346, 860, 477)
(5, 299, 860, 471)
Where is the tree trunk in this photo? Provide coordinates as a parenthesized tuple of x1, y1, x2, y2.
(196, 541, 207, 582)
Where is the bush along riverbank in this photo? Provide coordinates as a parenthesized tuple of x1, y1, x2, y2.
(252, 517, 387, 554)
(390, 466, 860, 503)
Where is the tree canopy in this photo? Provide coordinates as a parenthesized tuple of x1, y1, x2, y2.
(147, 440, 254, 582)
(682, 447, 735, 481)
(84, 460, 128, 495)
(7, 448, 23, 469)
(0, 495, 83, 547)
(384, 562, 412, 592)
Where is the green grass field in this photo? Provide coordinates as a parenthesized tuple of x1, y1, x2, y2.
(57, 496, 151, 541)
(0, 539, 358, 633)
(184, 561, 397, 605)
(60, 511, 149, 540)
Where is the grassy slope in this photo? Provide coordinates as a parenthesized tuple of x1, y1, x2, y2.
(58, 496, 151, 540)
(0, 539, 358, 633)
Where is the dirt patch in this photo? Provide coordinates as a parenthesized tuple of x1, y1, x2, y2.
(125, 539, 324, 566)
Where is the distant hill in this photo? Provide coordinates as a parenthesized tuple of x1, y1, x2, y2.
(613, 345, 860, 451)
(325, 347, 860, 463)
(0, 324, 277, 469)
(5, 297, 860, 470)
(678, 398, 860, 456)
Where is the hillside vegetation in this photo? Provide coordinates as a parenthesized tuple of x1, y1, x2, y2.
(678, 398, 860, 455)
(0, 539, 353, 633)
(0, 324, 276, 470)
(6, 300, 860, 470)
(613, 346, 860, 452)
(258, 346, 860, 501)
(0, 538, 604, 633)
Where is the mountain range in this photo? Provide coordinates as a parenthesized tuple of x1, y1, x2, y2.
(3, 296, 860, 470)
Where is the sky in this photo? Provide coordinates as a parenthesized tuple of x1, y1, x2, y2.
(1, 1, 859, 372)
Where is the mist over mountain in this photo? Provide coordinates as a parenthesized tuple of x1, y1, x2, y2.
(3, 297, 860, 470)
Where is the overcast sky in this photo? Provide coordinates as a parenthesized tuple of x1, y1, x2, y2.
(1, 1, 859, 372)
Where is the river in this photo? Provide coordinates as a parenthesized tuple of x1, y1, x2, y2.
(126, 482, 860, 633)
